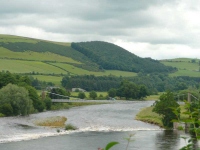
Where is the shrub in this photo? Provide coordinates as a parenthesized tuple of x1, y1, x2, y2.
(65, 123, 77, 130)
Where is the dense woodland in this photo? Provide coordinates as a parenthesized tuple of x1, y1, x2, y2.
(71, 41, 176, 73)
(61, 74, 199, 94)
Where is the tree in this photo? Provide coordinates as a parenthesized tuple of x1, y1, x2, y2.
(24, 85, 43, 112)
(78, 92, 86, 99)
(89, 91, 97, 99)
(44, 97, 52, 110)
(0, 84, 32, 116)
(153, 91, 179, 127)
(108, 88, 117, 98)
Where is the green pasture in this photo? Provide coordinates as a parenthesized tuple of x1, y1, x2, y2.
(31, 75, 63, 86)
(0, 34, 71, 47)
(0, 47, 80, 64)
(161, 58, 200, 77)
(135, 106, 163, 127)
(0, 34, 38, 43)
(0, 59, 67, 74)
(50, 62, 137, 77)
(162, 61, 199, 71)
(169, 70, 200, 77)
(161, 58, 199, 62)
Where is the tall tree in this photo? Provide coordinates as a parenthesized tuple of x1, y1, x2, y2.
(153, 91, 179, 127)
(0, 84, 32, 116)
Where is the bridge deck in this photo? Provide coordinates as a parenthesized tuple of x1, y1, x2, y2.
(51, 99, 135, 103)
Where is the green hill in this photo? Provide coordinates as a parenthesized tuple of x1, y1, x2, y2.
(3, 34, 199, 86)
(71, 41, 176, 73)
(160, 58, 200, 77)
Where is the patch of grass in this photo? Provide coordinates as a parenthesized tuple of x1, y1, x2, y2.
(161, 58, 200, 77)
(65, 123, 77, 130)
(31, 75, 63, 86)
(136, 104, 189, 128)
(169, 70, 200, 77)
(0, 59, 67, 74)
(144, 95, 160, 101)
(135, 106, 163, 127)
(0, 34, 38, 43)
(34, 116, 67, 127)
(50, 62, 137, 77)
(0, 113, 5, 117)
(0, 47, 81, 64)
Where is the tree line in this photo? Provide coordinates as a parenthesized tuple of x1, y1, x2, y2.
(61, 74, 199, 94)
(0, 71, 51, 116)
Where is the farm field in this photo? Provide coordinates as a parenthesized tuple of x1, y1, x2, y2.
(31, 75, 63, 86)
(0, 59, 67, 74)
(50, 62, 137, 77)
(0, 47, 81, 64)
(161, 58, 200, 77)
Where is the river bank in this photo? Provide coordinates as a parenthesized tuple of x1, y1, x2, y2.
(135, 106, 164, 127)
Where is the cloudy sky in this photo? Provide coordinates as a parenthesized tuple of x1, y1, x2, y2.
(0, 0, 200, 60)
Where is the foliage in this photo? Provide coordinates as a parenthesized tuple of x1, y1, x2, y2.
(71, 41, 176, 73)
(153, 91, 179, 127)
(65, 123, 77, 130)
(62, 75, 121, 91)
(116, 80, 148, 100)
(108, 88, 117, 98)
(0, 84, 32, 116)
(89, 91, 97, 99)
(78, 92, 86, 99)
(24, 85, 44, 112)
(172, 100, 200, 149)
(44, 97, 52, 110)
(48, 88, 70, 99)
(99, 142, 119, 150)
(0, 113, 5, 117)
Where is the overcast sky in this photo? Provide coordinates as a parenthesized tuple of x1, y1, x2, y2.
(0, 0, 200, 60)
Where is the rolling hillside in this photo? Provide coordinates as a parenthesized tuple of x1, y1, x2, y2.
(71, 41, 176, 73)
(1, 34, 198, 86)
(160, 58, 200, 77)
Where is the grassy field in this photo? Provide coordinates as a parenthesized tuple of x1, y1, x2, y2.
(161, 58, 200, 77)
(0, 34, 38, 43)
(0, 59, 67, 74)
(0, 47, 81, 64)
(31, 75, 63, 86)
(135, 104, 189, 128)
(135, 106, 163, 127)
(50, 62, 137, 77)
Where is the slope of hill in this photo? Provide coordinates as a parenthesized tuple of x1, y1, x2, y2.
(71, 41, 176, 73)
(160, 58, 200, 77)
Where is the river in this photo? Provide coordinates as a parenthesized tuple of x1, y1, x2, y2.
(0, 101, 190, 150)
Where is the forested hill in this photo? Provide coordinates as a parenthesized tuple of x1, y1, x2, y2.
(71, 41, 176, 73)
(0, 35, 176, 74)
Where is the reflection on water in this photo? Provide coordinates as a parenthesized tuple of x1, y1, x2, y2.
(155, 130, 181, 150)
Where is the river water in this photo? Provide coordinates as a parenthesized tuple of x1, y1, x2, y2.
(0, 101, 190, 150)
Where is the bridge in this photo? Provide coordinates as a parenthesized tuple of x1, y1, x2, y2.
(51, 99, 135, 103)
(46, 91, 199, 103)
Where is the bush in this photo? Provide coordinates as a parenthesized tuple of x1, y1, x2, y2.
(44, 97, 52, 110)
(65, 123, 77, 130)
(78, 92, 86, 99)
(0, 113, 5, 117)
